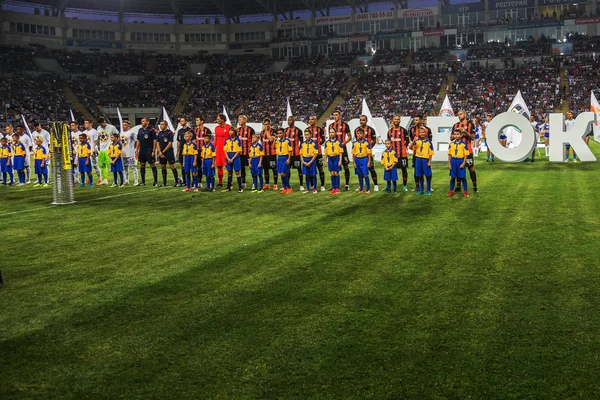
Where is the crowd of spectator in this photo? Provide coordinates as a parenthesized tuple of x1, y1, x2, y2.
(0, 72, 71, 125)
(566, 54, 600, 114)
(51, 49, 147, 75)
(181, 75, 265, 120)
(283, 54, 324, 71)
(322, 53, 358, 69)
(451, 60, 560, 121)
(155, 54, 207, 75)
(336, 68, 446, 123)
(69, 76, 184, 110)
(0, 46, 39, 72)
(369, 49, 409, 67)
(238, 71, 348, 123)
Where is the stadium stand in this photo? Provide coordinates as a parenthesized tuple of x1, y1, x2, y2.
(68, 76, 184, 110)
(0, 72, 70, 124)
(238, 71, 348, 122)
(336, 68, 446, 122)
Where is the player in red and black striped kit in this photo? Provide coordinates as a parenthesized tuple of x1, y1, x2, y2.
(237, 115, 255, 189)
(328, 110, 352, 191)
(307, 115, 326, 191)
(260, 118, 278, 190)
(409, 115, 432, 191)
(285, 116, 304, 191)
(195, 116, 211, 188)
(356, 115, 379, 191)
(387, 115, 410, 191)
(452, 110, 478, 193)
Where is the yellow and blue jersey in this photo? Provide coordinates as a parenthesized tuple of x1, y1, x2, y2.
(108, 142, 122, 158)
(300, 140, 318, 158)
(324, 139, 343, 157)
(223, 137, 242, 154)
(276, 138, 292, 156)
(33, 146, 47, 160)
(448, 140, 468, 159)
(77, 143, 91, 158)
(13, 142, 26, 157)
(381, 149, 398, 168)
(0, 145, 12, 159)
(352, 139, 371, 158)
(182, 141, 198, 156)
(201, 143, 216, 159)
(249, 143, 264, 159)
(414, 139, 434, 159)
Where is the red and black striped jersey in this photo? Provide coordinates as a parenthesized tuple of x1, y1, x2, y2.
(328, 121, 350, 146)
(260, 128, 276, 156)
(194, 126, 212, 149)
(387, 126, 409, 158)
(237, 125, 255, 156)
(355, 125, 377, 147)
(307, 125, 325, 154)
(285, 126, 303, 156)
(409, 125, 433, 142)
(452, 120, 475, 154)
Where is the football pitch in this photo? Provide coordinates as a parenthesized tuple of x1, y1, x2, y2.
(2, 146, 600, 399)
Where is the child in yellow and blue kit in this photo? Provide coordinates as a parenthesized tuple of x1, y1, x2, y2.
(109, 133, 124, 187)
(75, 133, 93, 188)
(276, 128, 293, 194)
(300, 129, 318, 194)
(352, 127, 372, 194)
(381, 139, 398, 194)
(201, 135, 216, 192)
(411, 127, 434, 196)
(0, 136, 14, 185)
(324, 128, 343, 194)
(447, 129, 469, 198)
(182, 131, 198, 192)
(33, 136, 49, 187)
(11, 134, 27, 185)
(223, 127, 243, 192)
(248, 133, 264, 193)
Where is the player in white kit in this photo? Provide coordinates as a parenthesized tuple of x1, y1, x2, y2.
(120, 119, 138, 185)
(83, 119, 103, 183)
(564, 111, 577, 162)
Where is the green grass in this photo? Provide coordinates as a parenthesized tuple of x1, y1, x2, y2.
(2, 146, 600, 399)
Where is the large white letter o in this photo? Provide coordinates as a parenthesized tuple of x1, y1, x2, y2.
(486, 112, 536, 162)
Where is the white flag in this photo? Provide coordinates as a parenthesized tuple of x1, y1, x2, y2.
(439, 95, 454, 117)
(361, 98, 373, 122)
(117, 107, 124, 134)
(286, 98, 293, 120)
(222, 105, 232, 126)
(162, 106, 176, 132)
(505, 90, 531, 146)
(70, 109, 75, 123)
(591, 91, 600, 141)
(21, 114, 33, 139)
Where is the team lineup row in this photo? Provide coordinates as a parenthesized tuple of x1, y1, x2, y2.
(1, 110, 492, 197)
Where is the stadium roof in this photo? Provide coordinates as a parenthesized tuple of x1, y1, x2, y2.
(14, 0, 387, 19)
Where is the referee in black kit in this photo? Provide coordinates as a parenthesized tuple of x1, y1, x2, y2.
(135, 117, 158, 186)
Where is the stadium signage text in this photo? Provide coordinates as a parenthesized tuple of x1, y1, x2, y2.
(277, 19, 311, 29)
(355, 10, 395, 21)
(401, 8, 437, 18)
(315, 15, 352, 25)
(423, 29, 445, 37)
(575, 18, 600, 25)
(488, 0, 534, 10)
